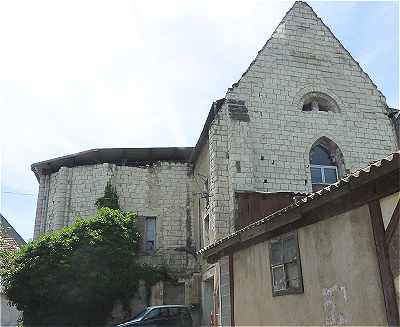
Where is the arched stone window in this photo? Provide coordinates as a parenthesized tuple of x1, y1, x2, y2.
(309, 137, 345, 191)
(301, 92, 339, 112)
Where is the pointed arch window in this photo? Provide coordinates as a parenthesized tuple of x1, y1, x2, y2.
(309, 137, 345, 191)
(310, 146, 338, 186)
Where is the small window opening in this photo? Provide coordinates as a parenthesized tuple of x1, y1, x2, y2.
(269, 231, 303, 296)
(309, 137, 345, 191)
(301, 92, 338, 112)
(302, 102, 312, 111)
(145, 217, 156, 253)
(310, 144, 338, 191)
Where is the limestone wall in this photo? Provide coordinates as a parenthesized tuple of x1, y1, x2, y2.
(207, 1, 397, 242)
(192, 140, 210, 250)
(205, 4, 398, 325)
(34, 161, 196, 274)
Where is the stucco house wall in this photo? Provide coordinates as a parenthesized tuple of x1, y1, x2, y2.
(233, 205, 387, 326)
(380, 192, 400, 306)
(1, 291, 22, 327)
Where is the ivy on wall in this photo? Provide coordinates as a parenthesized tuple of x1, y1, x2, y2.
(0, 182, 171, 327)
(95, 180, 120, 210)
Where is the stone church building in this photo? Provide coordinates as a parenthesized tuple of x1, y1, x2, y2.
(32, 2, 398, 326)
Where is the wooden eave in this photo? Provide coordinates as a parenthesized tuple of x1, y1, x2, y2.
(201, 152, 400, 264)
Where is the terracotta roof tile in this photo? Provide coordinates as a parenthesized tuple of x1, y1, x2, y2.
(199, 151, 400, 255)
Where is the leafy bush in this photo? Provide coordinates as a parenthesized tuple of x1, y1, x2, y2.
(0, 208, 165, 327)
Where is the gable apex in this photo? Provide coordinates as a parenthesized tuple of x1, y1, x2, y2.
(229, 1, 388, 110)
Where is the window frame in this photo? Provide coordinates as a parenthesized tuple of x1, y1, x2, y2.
(310, 164, 338, 186)
(144, 216, 156, 254)
(269, 231, 304, 297)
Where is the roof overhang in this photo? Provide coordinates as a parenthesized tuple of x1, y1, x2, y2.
(200, 151, 400, 264)
(189, 98, 225, 165)
(31, 147, 193, 181)
(31, 97, 226, 181)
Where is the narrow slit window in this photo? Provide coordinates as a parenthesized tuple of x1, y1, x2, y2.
(145, 217, 156, 253)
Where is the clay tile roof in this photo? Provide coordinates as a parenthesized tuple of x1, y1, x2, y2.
(199, 151, 400, 256)
(0, 213, 26, 251)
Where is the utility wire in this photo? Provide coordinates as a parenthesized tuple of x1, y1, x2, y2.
(1, 191, 35, 196)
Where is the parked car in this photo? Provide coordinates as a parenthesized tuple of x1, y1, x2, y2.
(115, 305, 193, 327)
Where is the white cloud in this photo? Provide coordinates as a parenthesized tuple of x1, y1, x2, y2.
(0, 1, 397, 239)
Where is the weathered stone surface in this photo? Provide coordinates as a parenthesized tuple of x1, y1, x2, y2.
(32, 2, 398, 327)
(206, 2, 398, 325)
(34, 162, 197, 274)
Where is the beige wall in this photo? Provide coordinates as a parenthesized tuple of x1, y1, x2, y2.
(233, 205, 387, 326)
(382, 192, 400, 308)
(1, 293, 22, 327)
(380, 192, 399, 229)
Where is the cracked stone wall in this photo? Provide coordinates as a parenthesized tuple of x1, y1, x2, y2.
(34, 161, 197, 274)
(207, 0, 397, 244)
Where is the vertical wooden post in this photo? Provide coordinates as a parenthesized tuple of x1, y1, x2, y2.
(369, 200, 399, 326)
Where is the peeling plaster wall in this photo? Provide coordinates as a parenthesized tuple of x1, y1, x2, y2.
(233, 205, 387, 326)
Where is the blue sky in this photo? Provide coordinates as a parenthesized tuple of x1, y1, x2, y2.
(1, 1, 398, 241)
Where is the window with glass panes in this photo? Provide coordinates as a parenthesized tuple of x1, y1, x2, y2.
(310, 144, 338, 190)
(269, 232, 303, 296)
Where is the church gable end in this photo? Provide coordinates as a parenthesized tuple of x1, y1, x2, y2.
(209, 1, 396, 204)
(228, 1, 389, 115)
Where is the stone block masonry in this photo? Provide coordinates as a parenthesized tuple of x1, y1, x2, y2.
(207, 1, 397, 242)
(34, 161, 197, 274)
(205, 3, 398, 325)
(31, 2, 399, 326)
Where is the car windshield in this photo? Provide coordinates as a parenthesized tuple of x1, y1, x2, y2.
(131, 308, 150, 321)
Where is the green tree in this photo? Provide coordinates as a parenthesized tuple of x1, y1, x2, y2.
(0, 208, 166, 327)
(95, 180, 119, 210)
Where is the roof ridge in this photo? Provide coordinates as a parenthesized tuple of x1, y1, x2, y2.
(0, 213, 26, 247)
(226, 1, 389, 112)
(301, 1, 389, 111)
(228, 1, 297, 91)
